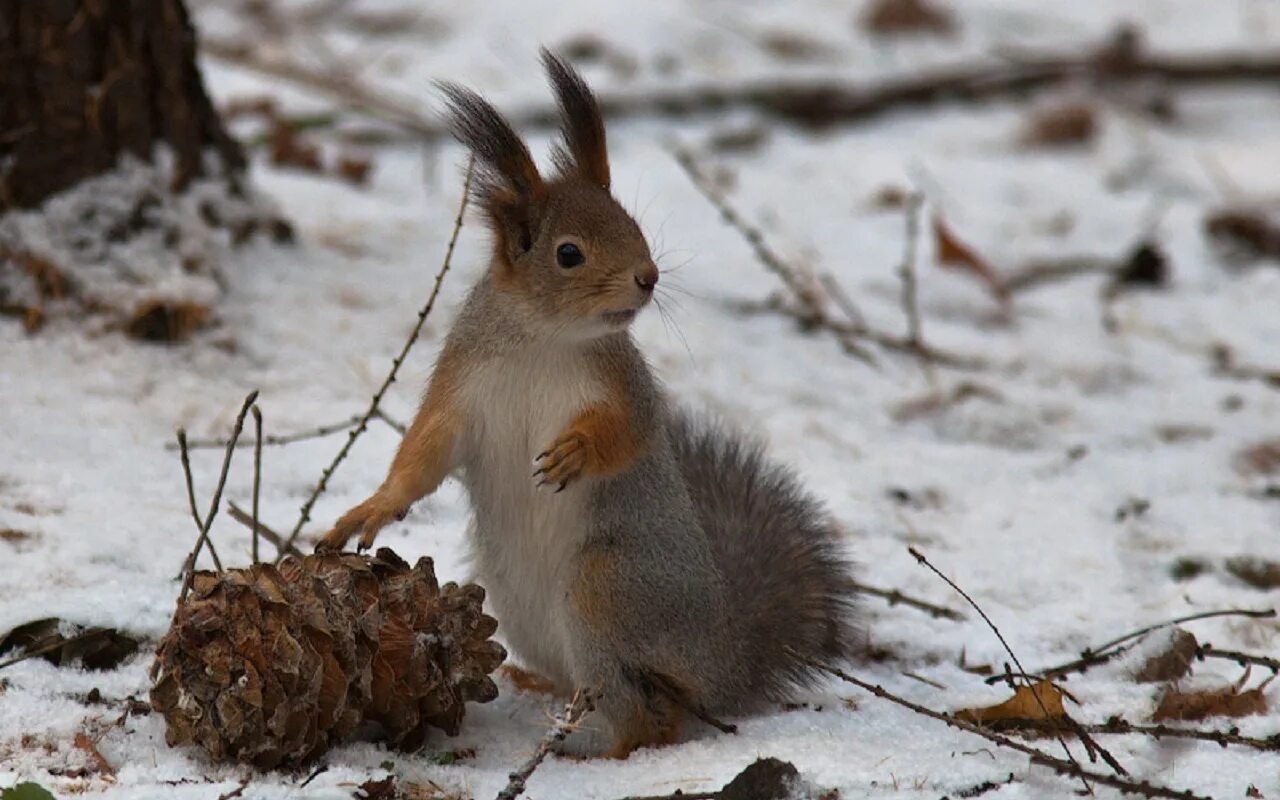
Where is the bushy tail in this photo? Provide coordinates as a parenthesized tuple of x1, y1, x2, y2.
(667, 412, 860, 706)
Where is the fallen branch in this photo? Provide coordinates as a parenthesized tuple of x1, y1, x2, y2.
(671, 145, 984, 370)
(177, 390, 259, 602)
(849, 579, 965, 621)
(908, 546, 1125, 787)
(792, 651, 1211, 800)
(1020, 608, 1277, 683)
(276, 157, 474, 560)
(495, 689, 595, 800)
(204, 30, 1280, 142)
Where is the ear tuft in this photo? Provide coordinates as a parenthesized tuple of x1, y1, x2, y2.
(541, 49, 611, 189)
(436, 81, 545, 207)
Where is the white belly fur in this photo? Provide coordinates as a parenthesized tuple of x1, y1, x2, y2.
(457, 348, 603, 685)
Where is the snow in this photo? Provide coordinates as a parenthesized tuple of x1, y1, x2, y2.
(2, 1, 1279, 797)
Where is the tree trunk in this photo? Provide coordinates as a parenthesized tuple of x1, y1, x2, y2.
(0, 0, 245, 211)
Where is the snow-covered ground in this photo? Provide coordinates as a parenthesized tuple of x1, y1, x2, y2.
(3, 1, 1279, 797)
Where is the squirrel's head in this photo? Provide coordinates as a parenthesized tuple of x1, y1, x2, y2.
(440, 50, 657, 341)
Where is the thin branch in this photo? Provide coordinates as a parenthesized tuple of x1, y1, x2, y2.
(849, 579, 966, 621)
(226, 502, 304, 560)
(204, 33, 1280, 142)
(277, 157, 474, 561)
(167, 413, 376, 450)
(1023, 608, 1278, 683)
(897, 193, 926, 354)
(176, 430, 222, 572)
(670, 144, 984, 371)
(177, 390, 260, 602)
(792, 651, 1211, 800)
(1040, 717, 1280, 753)
(1197, 644, 1280, 674)
(250, 405, 263, 564)
(908, 546, 1121, 789)
(495, 690, 595, 800)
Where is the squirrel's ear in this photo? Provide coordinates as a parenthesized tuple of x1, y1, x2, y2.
(542, 49, 610, 190)
(438, 81, 546, 260)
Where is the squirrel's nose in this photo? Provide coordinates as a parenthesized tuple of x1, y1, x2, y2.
(635, 264, 659, 294)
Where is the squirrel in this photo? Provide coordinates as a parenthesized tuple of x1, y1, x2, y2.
(318, 51, 860, 758)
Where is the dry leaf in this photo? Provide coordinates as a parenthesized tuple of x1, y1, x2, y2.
(1205, 208, 1280, 262)
(932, 215, 1009, 303)
(1133, 628, 1198, 683)
(356, 777, 399, 800)
(1236, 440, 1280, 476)
(336, 154, 374, 187)
(860, 0, 956, 36)
(0, 618, 141, 670)
(125, 300, 210, 343)
(955, 681, 1071, 730)
(1224, 557, 1280, 590)
(1152, 685, 1268, 722)
(1022, 102, 1097, 147)
(72, 733, 114, 778)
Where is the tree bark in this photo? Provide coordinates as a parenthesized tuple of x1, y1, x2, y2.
(0, 0, 245, 211)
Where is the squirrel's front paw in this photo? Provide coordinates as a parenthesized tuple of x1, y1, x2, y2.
(533, 433, 588, 492)
(315, 494, 407, 553)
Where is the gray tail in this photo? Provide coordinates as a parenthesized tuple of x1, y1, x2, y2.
(667, 413, 860, 705)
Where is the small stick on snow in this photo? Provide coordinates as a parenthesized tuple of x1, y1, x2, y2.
(227, 502, 304, 560)
(1017, 716, 1280, 753)
(177, 390, 260, 602)
(848, 579, 965, 621)
(908, 546, 1125, 790)
(670, 144, 983, 370)
(896, 192, 932, 381)
(1020, 607, 1277, 683)
(250, 404, 263, 564)
(495, 689, 595, 800)
(276, 156, 474, 561)
(175, 430, 222, 573)
(1197, 644, 1280, 674)
(791, 650, 1212, 800)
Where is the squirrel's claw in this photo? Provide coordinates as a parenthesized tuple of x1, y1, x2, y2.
(533, 434, 588, 491)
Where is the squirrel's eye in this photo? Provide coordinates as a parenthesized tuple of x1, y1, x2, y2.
(556, 242, 585, 269)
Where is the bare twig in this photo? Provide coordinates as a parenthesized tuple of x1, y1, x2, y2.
(276, 157, 474, 561)
(1023, 608, 1277, 682)
(250, 405, 263, 564)
(178, 391, 259, 602)
(204, 33, 1280, 143)
(671, 145, 984, 370)
(176, 430, 222, 572)
(1018, 716, 1280, 753)
(202, 38, 437, 137)
(166, 412, 402, 450)
(792, 651, 1211, 800)
(897, 193, 925, 354)
(216, 777, 251, 800)
(849, 579, 966, 621)
(1197, 644, 1280, 674)
(227, 502, 304, 560)
(908, 547, 1122, 788)
(496, 690, 595, 800)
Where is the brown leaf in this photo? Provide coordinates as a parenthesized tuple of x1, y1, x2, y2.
(356, 776, 400, 800)
(860, 0, 956, 36)
(73, 732, 114, 777)
(1152, 685, 1268, 722)
(1133, 628, 1198, 683)
(1022, 102, 1097, 148)
(1205, 208, 1280, 262)
(336, 154, 374, 187)
(0, 618, 141, 670)
(1224, 557, 1280, 590)
(125, 300, 210, 343)
(955, 681, 1071, 730)
(932, 215, 1009, 303)
(1236, 440, 1280, 476)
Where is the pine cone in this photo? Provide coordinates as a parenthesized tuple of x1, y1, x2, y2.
(150, 548, 505, 768)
